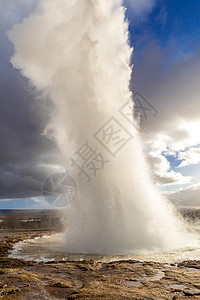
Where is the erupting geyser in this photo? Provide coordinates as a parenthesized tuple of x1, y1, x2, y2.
(8, 0, 194, 254)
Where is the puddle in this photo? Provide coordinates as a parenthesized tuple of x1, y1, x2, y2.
(124, 280, 142, 288)
(139, 270, 165, 282)
(168, 284, 188, 291)
(128, 263, 143, 268)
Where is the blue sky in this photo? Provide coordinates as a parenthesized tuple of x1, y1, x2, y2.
(0, 0, 200, 208)
(128, 0, 200, 46)
(127, 0, 200, 72)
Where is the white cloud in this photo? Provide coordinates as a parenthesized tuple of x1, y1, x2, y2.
(147, 152, 191, 186)
(168, 182, 200, 207)
(178, 146, 200, 168)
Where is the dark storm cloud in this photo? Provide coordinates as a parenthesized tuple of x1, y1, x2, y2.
(0, 66, 57, 199)
(0, 1, 57, 199)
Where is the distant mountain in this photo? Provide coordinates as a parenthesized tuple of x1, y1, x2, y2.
(0, 197, 52, 210)
(169, 184, 200, 207)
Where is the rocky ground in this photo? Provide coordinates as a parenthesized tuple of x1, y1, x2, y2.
(0, 231, 200, 299)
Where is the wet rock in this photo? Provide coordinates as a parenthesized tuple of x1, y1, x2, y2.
(178, 260, 200, 270)
(183, 287, 200, 296)
(168, 284, 188, 291)
(0, 285, 20, 296)
(49, 280, 73, 288)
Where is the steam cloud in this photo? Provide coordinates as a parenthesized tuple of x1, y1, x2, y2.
(8, 0, 195, 254)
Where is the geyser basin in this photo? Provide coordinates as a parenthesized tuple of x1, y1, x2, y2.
(9, 228, 200, 263)
(8, 0, 200, 255)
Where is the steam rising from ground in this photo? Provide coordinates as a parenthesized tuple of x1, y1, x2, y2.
(8, 0, 196, 254)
